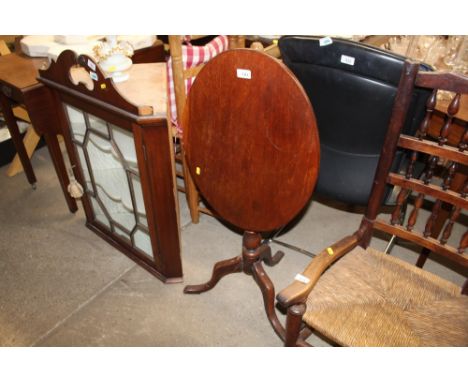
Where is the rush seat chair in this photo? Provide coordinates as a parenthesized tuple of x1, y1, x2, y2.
(276, 61, 468, 347)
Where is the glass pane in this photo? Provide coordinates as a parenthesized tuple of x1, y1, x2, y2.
(110, 124, 138, 168)
(133, 228, 154, 259)
(88, 113, 110, 138)
(130, 173, 148, 227)
(85, 131, 135, 231)
(95, 181, 136, 232)
(90, 196, 111, 229)
(114, 225, 131, 244)
(65, 104, 86, 144)
(87, 130, 113, 155)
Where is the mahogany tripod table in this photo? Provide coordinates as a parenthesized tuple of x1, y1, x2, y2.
(182, 49, 320, 339)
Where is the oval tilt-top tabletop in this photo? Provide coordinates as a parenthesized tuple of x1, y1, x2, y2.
(183, 49, 320, 232)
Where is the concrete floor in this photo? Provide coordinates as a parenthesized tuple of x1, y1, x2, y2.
(0, 146, 466, 346)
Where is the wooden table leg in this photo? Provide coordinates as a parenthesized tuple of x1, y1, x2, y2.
(23, 86, 78, 213)
(43, 132, 78, 213)
(0, 92, 37, 187)
(184, 231, 287, 341)
(6, 125, 41, 177)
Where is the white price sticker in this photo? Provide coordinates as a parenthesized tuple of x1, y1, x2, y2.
(319, 36, 333, 46)
(340, 55, 355, 66)
(294, 273, 311, 284)
(87, 59, 96, 71)
(236, 68, 251, 79)
(89, 71, 98, 81)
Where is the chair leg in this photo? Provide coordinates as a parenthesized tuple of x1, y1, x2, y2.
(6, 125, 40, 177)
(461, 279, 468, 295)
(181, 153, 200, 223)
(284, 303, 306, 346)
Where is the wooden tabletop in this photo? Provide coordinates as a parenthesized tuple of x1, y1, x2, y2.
(68, 62, 167, 118)
(0, 53, 48, 90)
(115, 63, 167, 118)
(183, 49, 320, 232)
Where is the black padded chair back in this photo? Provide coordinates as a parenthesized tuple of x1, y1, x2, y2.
(279, 36, 432, 205)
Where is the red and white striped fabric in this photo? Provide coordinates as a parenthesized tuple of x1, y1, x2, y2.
(167, 35, 229, 136)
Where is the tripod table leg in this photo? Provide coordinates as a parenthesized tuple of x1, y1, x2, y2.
(183, 255, 242, 294)
(252, 261, 286, 341)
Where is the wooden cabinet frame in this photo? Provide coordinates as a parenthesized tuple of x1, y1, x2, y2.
(39, 50, 182, 282)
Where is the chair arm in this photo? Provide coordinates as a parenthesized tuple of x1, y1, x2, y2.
(276, 234, 359, 308)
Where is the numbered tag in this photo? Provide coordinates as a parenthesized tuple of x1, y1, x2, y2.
(319, 36, 333, 46)
(294, 274, 311, 284)
(236, 68, 251, 80)
(87, 59, 96, 71)
(341, 55, 355, 66)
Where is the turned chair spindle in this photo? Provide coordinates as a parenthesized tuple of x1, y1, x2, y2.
(440, 206, 462, 245)
(439, 93, 461, 146)
(391, 188, 410, 225)
(406, 156, 438, 231)
(458, 127, 468, 152)
(459, 230, 468, 254)
(405, 151, 418, 179)
(417, 90, 437, 139)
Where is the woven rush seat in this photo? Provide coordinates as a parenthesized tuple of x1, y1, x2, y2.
(303, 246, 468, 346)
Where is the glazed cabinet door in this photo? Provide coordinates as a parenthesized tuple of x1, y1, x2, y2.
(64, 104, 155, 260)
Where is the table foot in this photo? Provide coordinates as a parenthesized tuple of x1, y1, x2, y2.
(183, 255, 242, 294)
(259, 244, 285, 266)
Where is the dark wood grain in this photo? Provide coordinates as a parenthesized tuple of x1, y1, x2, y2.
(363, 62, 420, 244)
(183, 49, 320, 232)
(416, 71, 468, 94)
(399, 135, 468, 168)
(387, 173, 468, 210)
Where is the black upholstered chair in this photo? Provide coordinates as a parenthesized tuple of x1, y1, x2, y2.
(279, 36, 432, 206)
